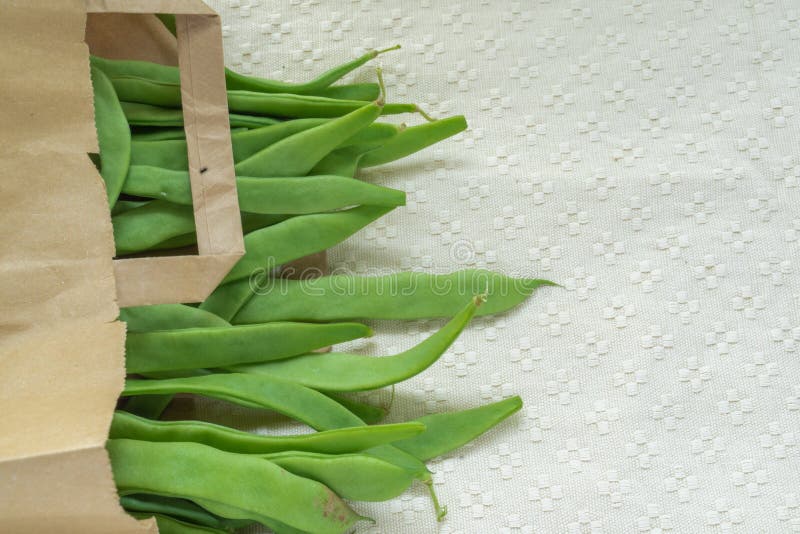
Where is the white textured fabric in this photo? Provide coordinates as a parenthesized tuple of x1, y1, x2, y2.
(203, 1, 800, 532)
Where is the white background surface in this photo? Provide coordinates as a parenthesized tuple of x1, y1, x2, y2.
(203, 1, 800, 532)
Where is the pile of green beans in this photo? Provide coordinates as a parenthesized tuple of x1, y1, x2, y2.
(92, 17, 557, 534)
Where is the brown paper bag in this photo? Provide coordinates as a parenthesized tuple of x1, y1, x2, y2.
(0, 0, 243, 531)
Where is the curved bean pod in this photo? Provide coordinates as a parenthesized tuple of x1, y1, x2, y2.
(108, 439, 364, 534)
(225, 46, 400, 94)
(233, 296, 481, 391)
(126, 321, 373, 374)
(222, 205, 394, 284)
(226, 91, 416, 119)
(90, 65, 130, 207)
(129, 119, 325, 170)
(262, 451, 416, 502)
(124, 167, 405, 214)
(122, 374, 365, 430)
(234, 102, 382, 177)
(394, 396, 523, 461)
(110, 411, 425, 455)
(120, 304, 229, 333)
(358, 115, 468, 168)
(233, 269, 557, 323)
(94, 45, 398, 96)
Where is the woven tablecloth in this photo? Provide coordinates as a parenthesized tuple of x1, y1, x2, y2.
(202, 1, 800, 532)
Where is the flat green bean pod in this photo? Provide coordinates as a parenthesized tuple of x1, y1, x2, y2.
(130, 128, 192, 141)
(90, 65, 130, 207)
(126, 321, 373, 374)
(358, 115, 468, 168)
(91, 55, 179, 84)
(110, 411, 425, 455)
(222, 205, 394, 284)
(225, 46, 400, 94)
(233, 269, 556, 323)
(313, 82, 380, 101)
(108, 439, 365, 534)
(123, 167, 405, 214)
(130, 119, 327, 170)
(234, 102, 383, 177)
(120, 304, 229, 333)
(112, 200, 194, 255)
(233, 296, 481, 392)
(123, 494, 247, 532)
(127, 512, 229, 534)
(262, 451, 416, 502)
(122, 374, 365, 430)
(95, 45, 398, 96)
(112, 201, 288, 256)
(121, 101, 279, 128)
(394, 396, 523, 461)
(226, 91, 416, 119)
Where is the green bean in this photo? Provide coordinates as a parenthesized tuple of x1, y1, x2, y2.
(112, 201, 288, 256)
(324, 393, 386, 424)
(91, 54, 179, 84)
(141, 211, 293, 255)
(112, 75, 182, 107)
(225, 46, 401, 94)
(359, 115, 468, 168)
(95, 45, 398, 96)
(113, 200, 193, 255)
(234, 102, 382, 177)
(394, 396, 523, 461)
(130, 120, 397, 172)
(231, 119, 326, 162)
(130, 127, 248, 142)
(127, 511, 229, 534)
(122, 494, 247, 532)
(108, 439, 365, 534)
(234, 269, 556, 323)
(222, 205, 394, 284)
(121, 101, 279, 128)
(113, 78, 382, 106)
(262, 451, 416, 502)
(122, 374, 364, 430)
(199, 278, 255, 322)
(91, 65, 130, 207)
(120, 304, 229, 333)
(233, 296, 481, 391)
(110, 411, 425, 454)
(226, 91, 416, 119)
(312, 82, 381, 101)
(126, 321, 373, 374)
(124, 167, 405, 214)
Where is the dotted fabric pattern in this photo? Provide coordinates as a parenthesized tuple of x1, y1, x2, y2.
(203, 1, 800, 532)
